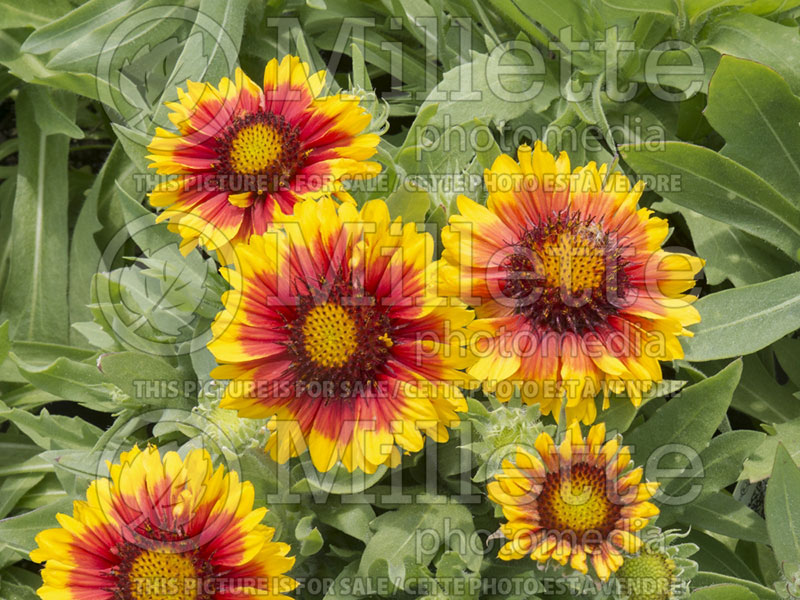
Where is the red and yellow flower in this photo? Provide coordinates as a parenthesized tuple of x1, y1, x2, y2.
(488, 423, 659, 581)
(30, 445, 295, 600)
(147, 55, 381, 256)
(208, 197, 474, 474)
(440, 142, 703, 424)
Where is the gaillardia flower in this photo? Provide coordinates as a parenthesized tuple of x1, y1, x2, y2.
(440, 142, 703, 424)
(208, 197, 473, 473)
(487, 423, 659, 581)
(30, 445, 296, 600)
(147, 55, 381, 255)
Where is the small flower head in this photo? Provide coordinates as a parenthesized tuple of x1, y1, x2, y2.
(488, 422, 659, 581)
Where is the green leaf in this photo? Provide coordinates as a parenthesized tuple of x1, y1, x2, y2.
(766, 444, 800, 565)
(0, 401, 103, 450)
(685, 530, 761, 583)
(681, 491, 768, 544)
(702, 13, 800, 94)
(679, 208, 796, 287)
(69, 144, 136, 329)
(690, 584, 759, 600)
(691, 572, 780, 600)
(385, 183, 432, 223)
(0, 85, 72, 344)
(20, 0, 146, 55)
(0, 0, 73, 29)
(295, 514, 324, 556)
(11, 353, 117, 412)
(619, 141, 800, 258)
(626, 360, 741, 485)
(315, 497, 376, 543)
(27, 86, 83, 139)
(0, 474, 45, 520)
(358, 496, 481, 588)
(683, 271, 800, 361)
(660, 429, 765, 523)
(731, 354, 800, 425)
(706, 56, 800, 206)
(98, 351, 193, 407)
(0, 498, 72, 557)
(0, 580, 39, 600)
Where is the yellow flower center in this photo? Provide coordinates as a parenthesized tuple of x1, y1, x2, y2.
(539, 225, 606, 293)
(537, 462, 619, 537)
(228, 122, 284, 175)
(616, 549, 676, 600)
(302, 303, 359, 368)
(503, 212, 627, 334)
(127, 550, 199, 600)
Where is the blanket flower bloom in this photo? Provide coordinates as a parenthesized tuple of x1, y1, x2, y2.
(208, 197, 474, 473)
(487, 423, 659, 581)
(440, 141, 703, 424)
(147, 55, 381, 256)
(30, 445, 296, 600)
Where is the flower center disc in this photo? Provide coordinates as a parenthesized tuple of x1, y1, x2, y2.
(616, 549, 676, 600)
(502, 212, 629, 334)
(214, 111, 305, 193)
(537, 462, 620, 538)
(302, 303, 359, 368)
(127, 550, 199, 600)
(540, 227, 606, 292)
(228, 122, 283, 175)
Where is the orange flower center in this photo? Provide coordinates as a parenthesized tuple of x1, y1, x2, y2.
(127, 550, 199, 600)
(302, 303, 359, 368)
(502, 211, 630, 334)
(536, 462, 620, 538)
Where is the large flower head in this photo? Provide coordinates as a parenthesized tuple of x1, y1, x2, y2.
(147, 55, 381, 255)
(440, 142, 702, 424)
(208, 197, 474, 474)
(30, 445, 296, 600)
(487, 423, 659, 581)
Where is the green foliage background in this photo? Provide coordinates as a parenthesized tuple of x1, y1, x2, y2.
(0, 0, 799, 598)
